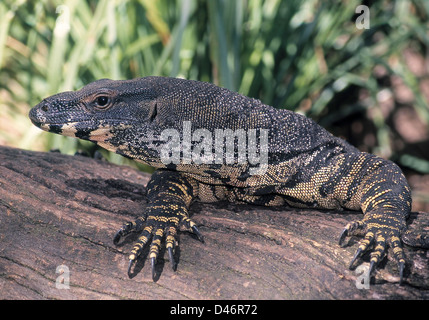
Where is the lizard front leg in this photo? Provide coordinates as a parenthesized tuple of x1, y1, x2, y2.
(113, 169, 203, 280)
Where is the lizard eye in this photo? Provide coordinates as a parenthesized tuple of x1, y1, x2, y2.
(94, 96, 110, 108)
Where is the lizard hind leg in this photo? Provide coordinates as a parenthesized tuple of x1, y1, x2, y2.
(334, 154, 412, 284)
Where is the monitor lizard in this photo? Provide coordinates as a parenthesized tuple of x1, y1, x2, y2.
(29, 76, 428, 283)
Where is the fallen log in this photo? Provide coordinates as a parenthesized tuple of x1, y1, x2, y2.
(0, 145, 427, 299)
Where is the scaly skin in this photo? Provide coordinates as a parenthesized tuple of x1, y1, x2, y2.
(29, 76, 428, 283)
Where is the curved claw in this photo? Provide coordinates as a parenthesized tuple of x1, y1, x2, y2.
(192, 225, 205, 243)
(368, 260, 376, 277)
(399, 261, 405, 285)
(113, 220, 145, 245)
(113, 230, 123, 245)
(151, 257, 156, 281)
(338, 220, 366, 247)
(338, 228, 348, 246)
(168, 247, 177, 271)
(127, 259, 135, 279)
(349, 248, 363, 269)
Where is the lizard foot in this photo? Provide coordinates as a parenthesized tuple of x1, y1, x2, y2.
(339, 215, 406, 284)
(114, 216, 203, 280)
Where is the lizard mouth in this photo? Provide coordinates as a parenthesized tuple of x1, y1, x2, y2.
(37, 122, 133, 146)
(29, 105, 133, 142)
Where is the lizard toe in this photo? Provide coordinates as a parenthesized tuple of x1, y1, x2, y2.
(349, 230, 374, 269)
(113, 216, 146, 245)
(339, 220, 365, 247)
(181, 217, 205, 243)
(166, 226, 178, 271)
(127, 259, 135, 279)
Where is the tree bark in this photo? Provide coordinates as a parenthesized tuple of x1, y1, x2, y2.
(0, 145, 428, 299)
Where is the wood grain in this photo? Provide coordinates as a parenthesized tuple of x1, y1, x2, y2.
(0, 146, 427, 299)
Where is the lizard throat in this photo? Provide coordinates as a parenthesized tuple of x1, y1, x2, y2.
(35, 121, 110, 144)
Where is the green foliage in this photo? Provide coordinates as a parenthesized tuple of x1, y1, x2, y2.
(0, 0, 428, 172)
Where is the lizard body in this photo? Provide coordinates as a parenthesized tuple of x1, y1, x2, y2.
(29, 76, 428, 283)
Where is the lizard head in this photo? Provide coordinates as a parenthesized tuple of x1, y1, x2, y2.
(29, 78, 163, 162)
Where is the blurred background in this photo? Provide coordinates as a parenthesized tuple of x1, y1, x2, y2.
(0, 0, 428, 209)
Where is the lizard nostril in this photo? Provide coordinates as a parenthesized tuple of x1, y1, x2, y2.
(41, 104, 49, 112)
